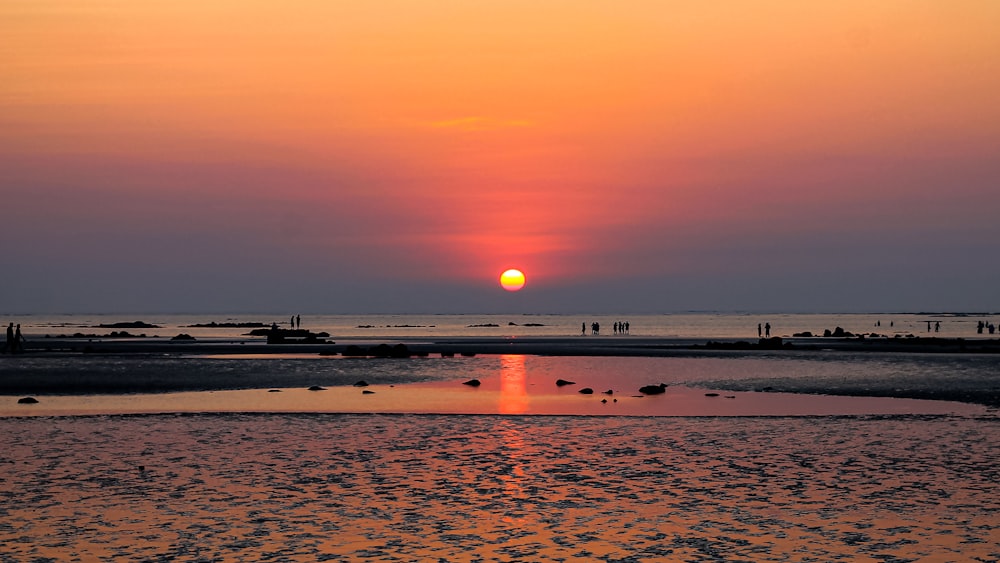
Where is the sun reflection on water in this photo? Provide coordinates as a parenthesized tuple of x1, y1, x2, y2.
(498, 354, 530, 414)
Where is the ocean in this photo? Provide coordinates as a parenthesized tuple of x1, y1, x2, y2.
(8, 311, 999, 340)
(2, 312, 998, 560)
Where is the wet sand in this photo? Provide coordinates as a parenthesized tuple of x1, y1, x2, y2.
(2, 413, 997, 561)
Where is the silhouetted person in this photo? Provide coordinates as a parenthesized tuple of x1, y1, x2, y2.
(13, 324, 25, 353)
(582, 322, 586, 336)
(765, 323, 771, 338)
(296, 314, 301, 328)
(613, 322, 619, 335)
(4, 323, 13, 354)
(268, 322, 282, 344)
(935, 321, 940, 332)
(624, 321, 629, 334)
(757, 323, 762, 338)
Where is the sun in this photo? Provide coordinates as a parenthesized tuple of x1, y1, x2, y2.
(499, 269, 526, 291)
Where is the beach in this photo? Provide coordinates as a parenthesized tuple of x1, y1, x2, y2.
(2, 324, 999, 561)
(3, 413, 998, 561)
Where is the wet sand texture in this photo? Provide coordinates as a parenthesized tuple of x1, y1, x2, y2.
(2, 413, 997, 561)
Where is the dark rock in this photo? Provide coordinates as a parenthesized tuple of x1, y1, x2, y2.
(268, 389, 282, 393)
(704, 393, 720, 397)
(555, 379, 576, 387)
(793, 331, 814, 337)
(17, 397, 39, 404)
(601, 399, 607, 403)
(639, 383, 668, 395)
(185, 322, 268, 328)
(307, 385, 325, 391)
(353, 380, 369, 387)
(440, 351, 455, 357)
(602, 389, 614, 395)
(343, 345, 367, 356)
(579, 388, 594, 394)
(362, 390, 375, 394)
(171, 333, 196, 341)
(251, 327, 331, 343)
(758, 337, 784, 349)
(460, 352, 476, 357)
(463, 379, 482, 387)
(97, 321, 160, 329)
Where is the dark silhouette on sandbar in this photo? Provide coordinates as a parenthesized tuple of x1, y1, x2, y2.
(639, 383, 668, 395)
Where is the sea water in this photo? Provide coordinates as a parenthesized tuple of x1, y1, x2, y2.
(7, 311, 999, 340)
(2, 313, 999, 560)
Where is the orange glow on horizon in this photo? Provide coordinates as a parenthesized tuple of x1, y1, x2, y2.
(3, 1, 999, 297)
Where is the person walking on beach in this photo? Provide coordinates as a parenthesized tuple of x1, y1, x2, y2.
(4, 323, 13, 354)
(582, 322, 586, 336)
(758, 323, 762, 338)
(764, 323, 771, 338)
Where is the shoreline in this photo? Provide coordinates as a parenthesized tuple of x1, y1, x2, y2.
(10, 333, 1000, 356)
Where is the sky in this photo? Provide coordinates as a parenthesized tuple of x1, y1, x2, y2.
(2, 1, 999, 314)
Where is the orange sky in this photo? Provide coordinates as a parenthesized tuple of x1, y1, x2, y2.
(2, 1, 999, 312)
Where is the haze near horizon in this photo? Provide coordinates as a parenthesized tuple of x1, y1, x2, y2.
(2, 1, 998, 315)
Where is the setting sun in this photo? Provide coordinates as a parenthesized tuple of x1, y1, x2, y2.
(499, 269, 526, 291)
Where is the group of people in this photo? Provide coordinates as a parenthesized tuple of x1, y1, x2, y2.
(757, 322, 771, 338)
(977, 320, 996, 334)
(582, 321, 630, 335)
(3, 322, 26, 354)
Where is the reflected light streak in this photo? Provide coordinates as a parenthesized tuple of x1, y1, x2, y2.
(498, 354, 529, 414)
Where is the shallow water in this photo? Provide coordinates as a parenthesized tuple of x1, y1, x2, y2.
(2, 413, 997, 561)
(13, 311, 1000, 340)
(2, 354, 992, 418)
(3, 352, 998, 413)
